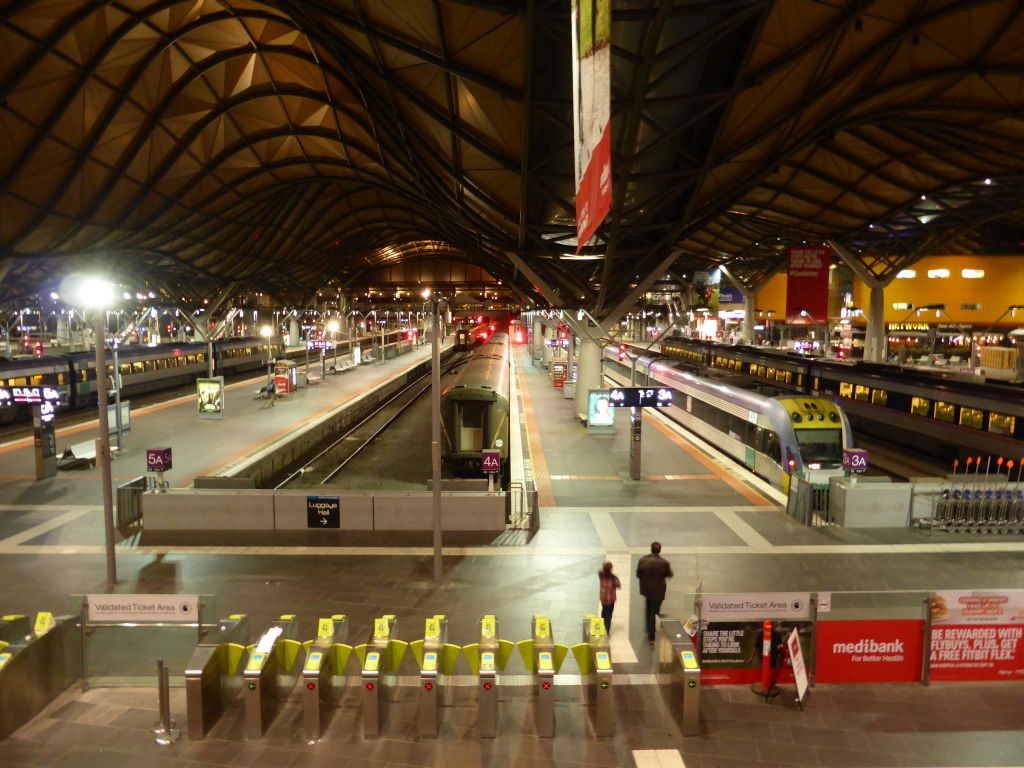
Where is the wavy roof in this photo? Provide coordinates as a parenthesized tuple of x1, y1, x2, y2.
(2, 1, 1022, 311)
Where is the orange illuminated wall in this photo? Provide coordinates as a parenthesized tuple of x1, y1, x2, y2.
(851, 255, 1024, 324)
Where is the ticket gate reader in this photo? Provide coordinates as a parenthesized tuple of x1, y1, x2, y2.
(357, 615, 406, 738)
(462, 614, 515, 738)
(658, 618, 701, 736)
(242, 615, 302, 740)
(301, 615, 351, 741)
(516, 615, 568, 738)
(410, 615, 460, 738)
(0, 613, 79, 741)
(184, 614, 250, 740)
(571, 615, 614, 736)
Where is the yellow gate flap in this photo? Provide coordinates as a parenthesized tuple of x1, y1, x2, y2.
(462, 643, 480, 675)
(551, 644, 569, 673)
(570, 643, 591, 675)
(516, 639, 534, 671)
(330, 643, 353, 673)
(386, 639, 408, 672)
(409, 639, 424, 668)
(441, 643, 461, 675)
(497, 639, 516, 671)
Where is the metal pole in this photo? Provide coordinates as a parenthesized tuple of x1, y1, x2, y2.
(207, 338, 214, 377)
(93, 312, 117, 587)
(112, 342, 123, 451)
(431, 300, 443, 583)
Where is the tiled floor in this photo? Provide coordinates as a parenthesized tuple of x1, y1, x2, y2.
(0, 347, 1022, 766)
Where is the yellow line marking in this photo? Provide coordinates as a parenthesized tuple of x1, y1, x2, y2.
(516, 351, 555, 507)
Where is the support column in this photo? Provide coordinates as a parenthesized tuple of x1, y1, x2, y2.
(289, 316, 300, 348)
(865, 284, 887, 363)
(532, 318, 543, 364)
(742, 293, 756, 344)
(542, 323, 555, 368)
(56, 317, 70, 348)
(573, 338, 602, 422)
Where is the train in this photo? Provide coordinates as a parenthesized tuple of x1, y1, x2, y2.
(0, 328, 413, 425)
(440, 331, 511, 484)
(604, 347, 855, 493)
(655, 338, 1024, 464)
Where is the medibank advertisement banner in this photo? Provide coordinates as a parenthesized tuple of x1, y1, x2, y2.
(572, 0, 611, 249)
(929, 590, 1024, 681)
(816, 620, 924, 683)
(784, 246, 831, 323)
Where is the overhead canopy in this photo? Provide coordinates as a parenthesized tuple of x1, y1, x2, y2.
(2, 1, 1022, 313)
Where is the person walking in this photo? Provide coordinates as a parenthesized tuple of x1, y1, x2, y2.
(636, 541, 673, 644)
(598, 562, 621, 635)
(265, 377, 276, 407)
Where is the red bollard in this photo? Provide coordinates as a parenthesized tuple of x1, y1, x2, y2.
(760, 620, 773, 693)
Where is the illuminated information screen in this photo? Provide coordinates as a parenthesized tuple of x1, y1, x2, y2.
(608, 387, 673, 408)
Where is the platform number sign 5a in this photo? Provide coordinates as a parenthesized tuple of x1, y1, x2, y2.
(482, 449, 501, 474)
(146, 447, 172, 472)
(842, 448, 869, 473)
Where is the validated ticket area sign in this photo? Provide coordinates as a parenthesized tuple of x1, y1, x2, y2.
(87, 594, 199, 623)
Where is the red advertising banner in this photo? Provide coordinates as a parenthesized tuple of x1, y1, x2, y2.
(929, 590, 1024, 681)
(784, 246, 831, 323)
(816, 620, 924, 683)
(699, 621, 811, 686)
(572, 0, 611, 249)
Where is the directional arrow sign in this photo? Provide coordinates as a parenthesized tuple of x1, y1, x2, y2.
(306, 496, 340, 528)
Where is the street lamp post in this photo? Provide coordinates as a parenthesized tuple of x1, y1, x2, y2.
(260, 325, 273, 383)
(328, 319, 340, 372)
(424, 289, 444, 583)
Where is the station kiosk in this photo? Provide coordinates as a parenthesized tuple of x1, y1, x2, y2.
(517, 615, 568, 737)
(462, 614, 516, 738)
(301, 615, 352, 741)
(242, 615, 302, 739)
(357, 615, 406, 738)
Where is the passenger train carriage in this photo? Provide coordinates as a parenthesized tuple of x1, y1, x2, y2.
(604, 348, 854, 493)
(440, 332, 510, 484)
(657, 338, 1023, 463)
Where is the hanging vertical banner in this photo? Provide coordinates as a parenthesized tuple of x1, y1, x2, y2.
(784, 245, 832, 323)
(572, 0, 612, 250)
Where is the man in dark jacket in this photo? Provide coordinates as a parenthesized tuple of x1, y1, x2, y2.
(636, 541, 673, 643)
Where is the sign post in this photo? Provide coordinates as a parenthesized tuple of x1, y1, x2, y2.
(629, 407, 642, 481)
(146, 447, 172, 491)
(607, 387, 673, 481)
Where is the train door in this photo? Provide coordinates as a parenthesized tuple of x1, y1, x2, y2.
(459, 401, 486, 452)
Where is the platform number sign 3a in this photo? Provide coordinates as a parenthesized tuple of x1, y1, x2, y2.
(482, 449, 501, 474)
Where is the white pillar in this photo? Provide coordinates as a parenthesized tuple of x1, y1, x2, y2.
(56, 317, 70, 348)
(573, 338, 602, 422)
(742, 293, 756, 344)
(532, 318, 543, 363)
(864, 285, 887, 363)
(289, 316, 300, 348)
(542, 323, 555, 367)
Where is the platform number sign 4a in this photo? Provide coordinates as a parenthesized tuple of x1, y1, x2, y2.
(482, 449, 501, 474)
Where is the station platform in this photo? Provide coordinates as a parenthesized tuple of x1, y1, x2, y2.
(0, 344, 1022, 766)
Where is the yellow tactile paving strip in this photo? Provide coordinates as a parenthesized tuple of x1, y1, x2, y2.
(549, 474, 717, 481)
(515, 354, 556, 508)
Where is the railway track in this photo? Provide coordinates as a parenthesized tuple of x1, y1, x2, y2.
(274, 352, 469, 489)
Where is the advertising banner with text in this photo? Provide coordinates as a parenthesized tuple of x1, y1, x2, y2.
(816, 620, 924, 683)
(929, 590, 1024, 681)
(785, 246, 831, 323)
(699, 620, 813, 685)
(572, 0, 611, 248)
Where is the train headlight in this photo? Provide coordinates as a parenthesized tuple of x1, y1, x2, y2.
(790, 412, 802, 422)
(818, 413, 825, 421)
(829, 413, 839, 422)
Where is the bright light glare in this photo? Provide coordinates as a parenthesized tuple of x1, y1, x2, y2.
(421, 287, 432, 299)
(259, 325, 273, 338)
(122, 292, 132, 300)
(65, 276, 115, 308)
(327, 320, 340, 333)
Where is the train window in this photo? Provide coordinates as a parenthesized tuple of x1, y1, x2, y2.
(145, 360, 156, 372)
(765, 431, 781, 463)
(871, 389, 888, 406)
(31, 374, 43, 385)
(854, 385, 870, 402)
(839, 382, 853, 398)
(107, 365, 114, 376)
(132, 362, 145, 374)
(757, 365, 766, 377)
(80, 370, 88, 382)
(958, 407, 983, 429)
(57, 373, 64, 385)
(119, 363, 131, 375)
(911, 397, 930, 416)
(988, 413, 1015, 435)
(197, 352, 205, 363)
(933, 401, 955, 422)
(187, 355, 197, 364)
(812, 376, 818, 390)
(785, 372, 793, 384)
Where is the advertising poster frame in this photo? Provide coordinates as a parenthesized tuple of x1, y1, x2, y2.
(784, 245, 831, 324)
(196, 376, 225, 419)
(928, 590, 1024, 681)
(586, 388, 615, 432)
(815, 619, 924, 684)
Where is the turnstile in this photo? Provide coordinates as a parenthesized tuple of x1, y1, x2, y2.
(517, 615, 568, 738)
(184, 613, 250, 740)
(301, 615, 351, 741)
(462, 614, 514, 738)
(242, 615, 302, 740)
(658, 618, 701, 736)
(0, 612, 79, 741)
(411, 614, 459, 738)
(358, 615, 406, 738)
(577, 615, 613, 736)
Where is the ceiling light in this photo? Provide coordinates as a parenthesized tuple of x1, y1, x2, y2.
(927, 269, 950, 279)
(896, 269, 916, 279)
(961, 269, 984, 279)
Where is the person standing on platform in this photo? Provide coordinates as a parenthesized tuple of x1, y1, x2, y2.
(265, 378, 276, 407)
(637, 541, 673, 644)
(598, 562, 621, 635)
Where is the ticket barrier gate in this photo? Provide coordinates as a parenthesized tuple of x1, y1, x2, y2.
(462, 614, 515, 738)
(242, 615, 302, 740)
(658, 618, 701, 736)
(356, 615, 407, 738)
(184, 613, 250, 740)
(0, 612, 79, 741)
(517, 615, 568, 738)
(301, 615, 352, 741)
(409, 615, 460, 738)
(571, 616, 613, 737)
